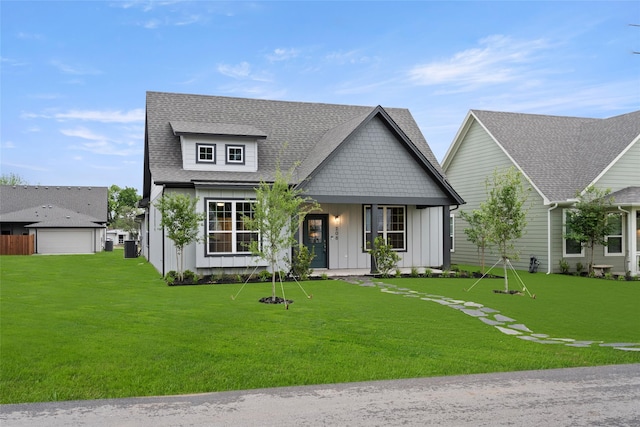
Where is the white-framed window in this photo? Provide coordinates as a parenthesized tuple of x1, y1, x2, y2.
(363, 205, 406, 251)
(197, 143, 216, 163)
(206, 200, 258, 254)
(563, 209, 584, 257)
(225, 145, 245, 164)
(605, 213, 623, 256)
(450, 213, 455, 252)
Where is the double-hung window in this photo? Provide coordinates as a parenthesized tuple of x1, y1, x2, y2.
(207, 200, 258, 254)
(563, 209, 584, 257)
(605, 213, 623, 255)
(226, 145, 245, 164)
(197, 144, 216, 163)
(363, 205, 406, 251)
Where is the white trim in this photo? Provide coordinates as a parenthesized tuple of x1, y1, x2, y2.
(604, 213, 624, 256)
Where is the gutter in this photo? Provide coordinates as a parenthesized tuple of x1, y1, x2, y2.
(547, 203, 559, 274)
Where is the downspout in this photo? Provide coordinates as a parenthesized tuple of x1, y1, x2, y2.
(618, 206, 631, 275)
(547, 203, 559, 274)
(161, 185, 166, 278)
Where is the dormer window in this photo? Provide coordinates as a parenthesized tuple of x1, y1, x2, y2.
(226, 145, 245, 164)
(197, 144, 216, 163)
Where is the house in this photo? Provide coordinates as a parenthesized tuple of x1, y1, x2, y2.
(140, 91, 464, 277)
(106, 229, 135, 245)
(0, 185, 108, 254)
(442, 110, 640, 275)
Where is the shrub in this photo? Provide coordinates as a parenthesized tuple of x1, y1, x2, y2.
(368, 235, 400, 278)
(291, 246, 315, 280)
(424, 268, 433, 278)
(559, 258, 570, 274)
(321, 273, 329, 280)
(604, 272, 613, 280)
(165, 270, 178, 285)
(410, 267, 420, 278)
(576, 262, 584, 275)
(182, 270, 197, 283)
(258, 270, 272, 282)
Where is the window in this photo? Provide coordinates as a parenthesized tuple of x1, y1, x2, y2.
(563, 209, 584, 257)
(118, 235, 124, 245)
(197, 144, 216, 163)
(363, 205, 406, 251)
(605, 213, 623, 255)
(207, 200, 258, 254)
(450, 214, 455, 252)
(226, 145, 245, 164)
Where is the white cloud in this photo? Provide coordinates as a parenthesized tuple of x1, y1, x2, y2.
(217, 62, 252, 79)
(408, 35, 550, 91)
(325, 50, 375, 65)
(61, 126, 141, 156)
(50, 59, 102, 76)
(24, 108, 145, 123)
(267, 48, 300, 62)
(2, 161, 49, 172)
(3, 141, 16, 149)
(217, 62, 272, 82)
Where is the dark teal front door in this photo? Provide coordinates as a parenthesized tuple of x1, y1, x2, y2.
(303, 214, 327, 269)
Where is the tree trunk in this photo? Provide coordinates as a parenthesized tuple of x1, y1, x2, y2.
(271, 261, 277, 302)
(503, 257, 509, 292)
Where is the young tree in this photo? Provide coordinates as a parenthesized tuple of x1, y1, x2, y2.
(565, 186, 614, 275)
(108, 185, 141, 225)
(0, 173, 28, 185)
(245, 165, 320, 302)
(484, 167, 530, 291)
(459, 207, 491, 273)
(155, 193, 205, 281)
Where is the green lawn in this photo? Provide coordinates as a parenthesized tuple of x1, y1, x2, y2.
(1, 251, 638, 404)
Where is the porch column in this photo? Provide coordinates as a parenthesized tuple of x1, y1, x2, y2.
(442, 205, 451, 270)
(370, 204, 378, 274)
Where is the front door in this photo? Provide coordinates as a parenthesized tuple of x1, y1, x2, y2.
(303, 214, 328, 269)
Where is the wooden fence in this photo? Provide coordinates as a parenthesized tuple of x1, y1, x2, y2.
(0, 235, 35, 255)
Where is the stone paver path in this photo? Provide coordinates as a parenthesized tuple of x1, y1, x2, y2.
(340, 276, 640, 352)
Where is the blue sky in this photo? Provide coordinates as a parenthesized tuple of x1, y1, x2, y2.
(1, 1, 639, 194)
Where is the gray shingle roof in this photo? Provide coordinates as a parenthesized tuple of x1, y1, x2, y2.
(0, 185, 108, 224)
(144, 91, 447, 195)
(471, 110, 640, 202)
(609, 186, 640, 204)
(170, 121, 267, 138)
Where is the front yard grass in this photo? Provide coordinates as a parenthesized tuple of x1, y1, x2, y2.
(1, 252, 638, 404)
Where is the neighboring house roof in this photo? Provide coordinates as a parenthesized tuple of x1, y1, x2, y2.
(0, 185, 108, 226)
(144, 91, 460, 202)
(609, 186, 640, 205)
(443, 110, 640, 203)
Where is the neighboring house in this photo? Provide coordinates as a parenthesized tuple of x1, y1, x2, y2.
(0, 185, 108, 254)
(442, 110, 640, 275)
(106, 229, 135, 245)
(140, 91, 464, 277)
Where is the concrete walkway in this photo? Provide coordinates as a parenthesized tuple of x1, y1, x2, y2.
(2, 364, 639, 426)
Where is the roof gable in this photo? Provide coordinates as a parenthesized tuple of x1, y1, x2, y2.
(444, 110, 640, 202)
(300, 112, 458, 204)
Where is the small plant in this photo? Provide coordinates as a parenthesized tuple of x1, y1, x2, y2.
(424, 268, 433, 277)
(559, 258, 570, 274)
(290, 246, 315, 280)
(235, 274, 244, 283)
(165, 270, 178, 285)
(576, 262, 584, 275)
(258, 270, 272, 282)
(367, 235, 400, 278)
(321, 273, 328, 280)
(410, 267, 420, 278)
(617, 274, 625, 281)
(604, 272, 613, 280)
(442, 270, 450, 278)
(395, 268, 402, 278)
(182, 270, 197, 283)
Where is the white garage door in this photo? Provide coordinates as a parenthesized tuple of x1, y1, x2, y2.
(37, 229, 94, 254)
